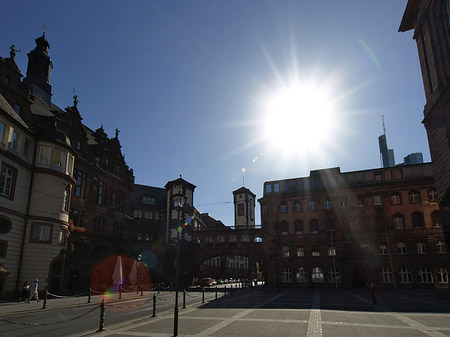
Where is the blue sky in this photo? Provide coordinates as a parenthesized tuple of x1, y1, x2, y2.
(1, 1, 427, 226)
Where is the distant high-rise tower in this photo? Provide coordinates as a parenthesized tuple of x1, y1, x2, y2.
(233, 187, 255, 229)
(378, 116, 395, 168)
(404, 153, 423, 165)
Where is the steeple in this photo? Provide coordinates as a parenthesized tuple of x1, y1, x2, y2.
(23, 33, 53, 104)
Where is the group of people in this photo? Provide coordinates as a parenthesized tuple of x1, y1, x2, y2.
(17, 279, 40, 303)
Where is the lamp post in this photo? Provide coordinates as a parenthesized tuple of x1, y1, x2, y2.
(173, 193, 186, 337)
(329, 230, 338, 289)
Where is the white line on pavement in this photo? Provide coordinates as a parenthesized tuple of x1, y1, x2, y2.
(306, 290, 322, 337)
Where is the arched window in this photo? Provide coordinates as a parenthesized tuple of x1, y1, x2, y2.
(409, 190, 421, 203)
(296, 267, 308, 282)
(393, 213, 404, 230)
(431, 210, 441, 228)
(217, 235, 225, 243)
(254, 236, 263, 243)
(0, 216, 11, 234)
(279, 221, 289, 235)
(309, 219, 319, 234)
(294, 220, 304, 234)
(312, 267, 324, 283)
(390, 192, 402, 205)
(411, 211, 425, 229)
(399, 267, 413, 283)
(241, 234, 250, 242)
(281, 267, 293, 283)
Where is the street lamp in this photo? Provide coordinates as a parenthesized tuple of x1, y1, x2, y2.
(173, 193, 186, 337)
(327, 229, 338, 289)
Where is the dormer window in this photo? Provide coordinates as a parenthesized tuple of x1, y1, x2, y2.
(14, 104, 21, 114)
(105, 158, 109, 166)
(75, 141, 81, 150)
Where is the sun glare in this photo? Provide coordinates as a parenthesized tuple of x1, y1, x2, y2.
(261, 81, 338, 157)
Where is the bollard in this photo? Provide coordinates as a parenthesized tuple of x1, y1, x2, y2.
(152, 294, 156, 317)
(215, 288, 218, 300)
(183, 290, 186, 309)
(88, 286, 91, 303)
(136, 285, 139, 294)
(42, 287, 47, 309)
(224, 286, 227, 296)
(97, 299, 105, 332)
(202, 287, 205, 303)
(158, 283, 160, 295)
(141, 285, 143, 296)
(119, 285, 122, 299)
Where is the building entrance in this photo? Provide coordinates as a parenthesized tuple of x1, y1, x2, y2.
(351, 266, 368, 288)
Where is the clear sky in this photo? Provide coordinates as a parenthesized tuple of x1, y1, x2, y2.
(1, 0, 428, 227)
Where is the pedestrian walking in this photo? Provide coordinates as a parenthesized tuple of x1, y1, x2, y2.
(18, 281, 30, 303)
(367, 280, 377, 305)
(29, 279, 40, 302)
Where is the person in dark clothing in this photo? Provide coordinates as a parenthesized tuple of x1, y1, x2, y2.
(367, 280, 377, 305)
(18, 281, 30, 303)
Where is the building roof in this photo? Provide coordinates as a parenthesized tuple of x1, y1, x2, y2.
(232, 187, 256, 198)
(0, 93, 29, 130)
(165, 177, 196, 190)
(399, 0, 423, 32)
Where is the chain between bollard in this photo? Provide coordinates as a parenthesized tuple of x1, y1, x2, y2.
(97, 299, 105, 332)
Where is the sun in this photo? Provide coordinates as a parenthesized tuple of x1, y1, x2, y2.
(260, 80, 338, 157)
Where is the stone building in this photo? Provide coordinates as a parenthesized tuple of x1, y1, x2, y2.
(259, 163, 448, 288)
(399, 0, 450, 280)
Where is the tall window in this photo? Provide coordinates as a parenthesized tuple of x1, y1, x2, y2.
(54, 148, 65, 168)
(23, 138, 32, 158)
(417, 241, 427, 255)
(431, 211, 441, 228)
(296, 267, 308, 282)
(340, 199, 348, 208)
(409, 190, 421, 203)
(10, 130, 19, 151)
(380, 267, 393, 283)
(279, 203, 287, 213)
(73, 169, 87, 199)
(312, 245, 320, 257)
(379, 243, 388, 255)
(373, 194, 383, 206)
(70, 209, 84, 227)
(279, 221, 289, 236)
(58, 228, 67, 245)
(312, 267, 324, 283)
(324, 199, 332, 209)
(0, 163, 16, 199)
(98, 180, 105, 205)
(393, 213, 404, 230)
(237, 203, 245, 216)
(390, 192, 401, 205)
(418, 267, 433, 283)
(328, 268, 340, 283)
(397, 242, 407, 255)
(412, 211, 425, 229)
(281, 267, 293, 283)
(31, 222, 52, 243)
(297, 246, 305, 257)
(436, 240, 446, 254)
(438, 267, 449, 284)
(309, 200, 317, 211)
(294, 220, 304, 234)
(428, 189, 438, 202)
(328, 245, 336, 256)
(38, 145, 51, 164)
(0, 122, 5, 144)
(293, 201, 302, 212)
(399, 267, 413, 283)
(282, 246, 290, 257)
(94, 216, 104, 232)
(309, 219, 319, 234)
(62, 184, 70, 212)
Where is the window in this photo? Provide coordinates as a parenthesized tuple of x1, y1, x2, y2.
(373, 194, 383, 206)
(14, 103, 21, 114)
(265, 184, 272, 193)
(340, 199, 348, 208)
(279, 221, 289, 236)
(23, 138, 32, 158)
(0, 122, 5, 144)
(75, 141, 81, 150)
(0, 240, 7, 258)
(58, 228, 67, 245)
(428, 189, 438, 202)
(357, 195, 365, 206)
(142, 196, 155, 205)
(417, 242, 427, 255)
(438, 267, 449, 284)
(361, 243, 369, 251)
(31, 222, 52, 243)
(262, 204, 267, 215)
(297, 246, 305, 257)
(62, 184, 70, 212)
(145, 233, 150, 241)
(312, 245, 320, 257)
(379, 243, 388, 255)
(397, 242, 407, 255)
(309, 219, 319, 234)
(133, 210, 142, 218)
(137, 232, 143, 241)
(282, 246, 290, 257)
(0, 163, 16, 199)
(312, 267, 324, 283)
(380, 267, 393, 283)
(313, 178, 320, 189)
(241, 234, 250, 242)
(296, 267, 308, 282)
(73, 169, 87, 199)
(281, 267, 293, 283)
(328, 245, 336, 256)
(393, 214, 404, 230)
(54, 148, 65, 168)
(10, 130, 18, 152)
(94, 216, 104, 232)
(98, 180, 105, 205)
(308, 200, 317, 211)
(293, 201, 302, 212)
(237, 203, 245, 216)
(324, 199, 332, 209)
(390, 192, 401, 205)
(0, 216, 12, 233)
(38, 145, 51, 164)
(436, 240, 446, 254)
(412, 212, 425, 229)
(431, 211, 441, 228)
(70, 209, 84, 227)
(418, 267, 433, 283)
(273, 183, 280, 192)
(399, 267, 413, 283)
(409, 190, 421, 203)
(294, 220, 304, 234)
(217, 235, 224, 243)
(328, 268, 340, 283)
(228, 235, 237, 242)
(279, 203, 287, 213)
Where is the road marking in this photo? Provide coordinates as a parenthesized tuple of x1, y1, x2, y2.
(306, 290, 322, 337)
(343, 290, 448, 337)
